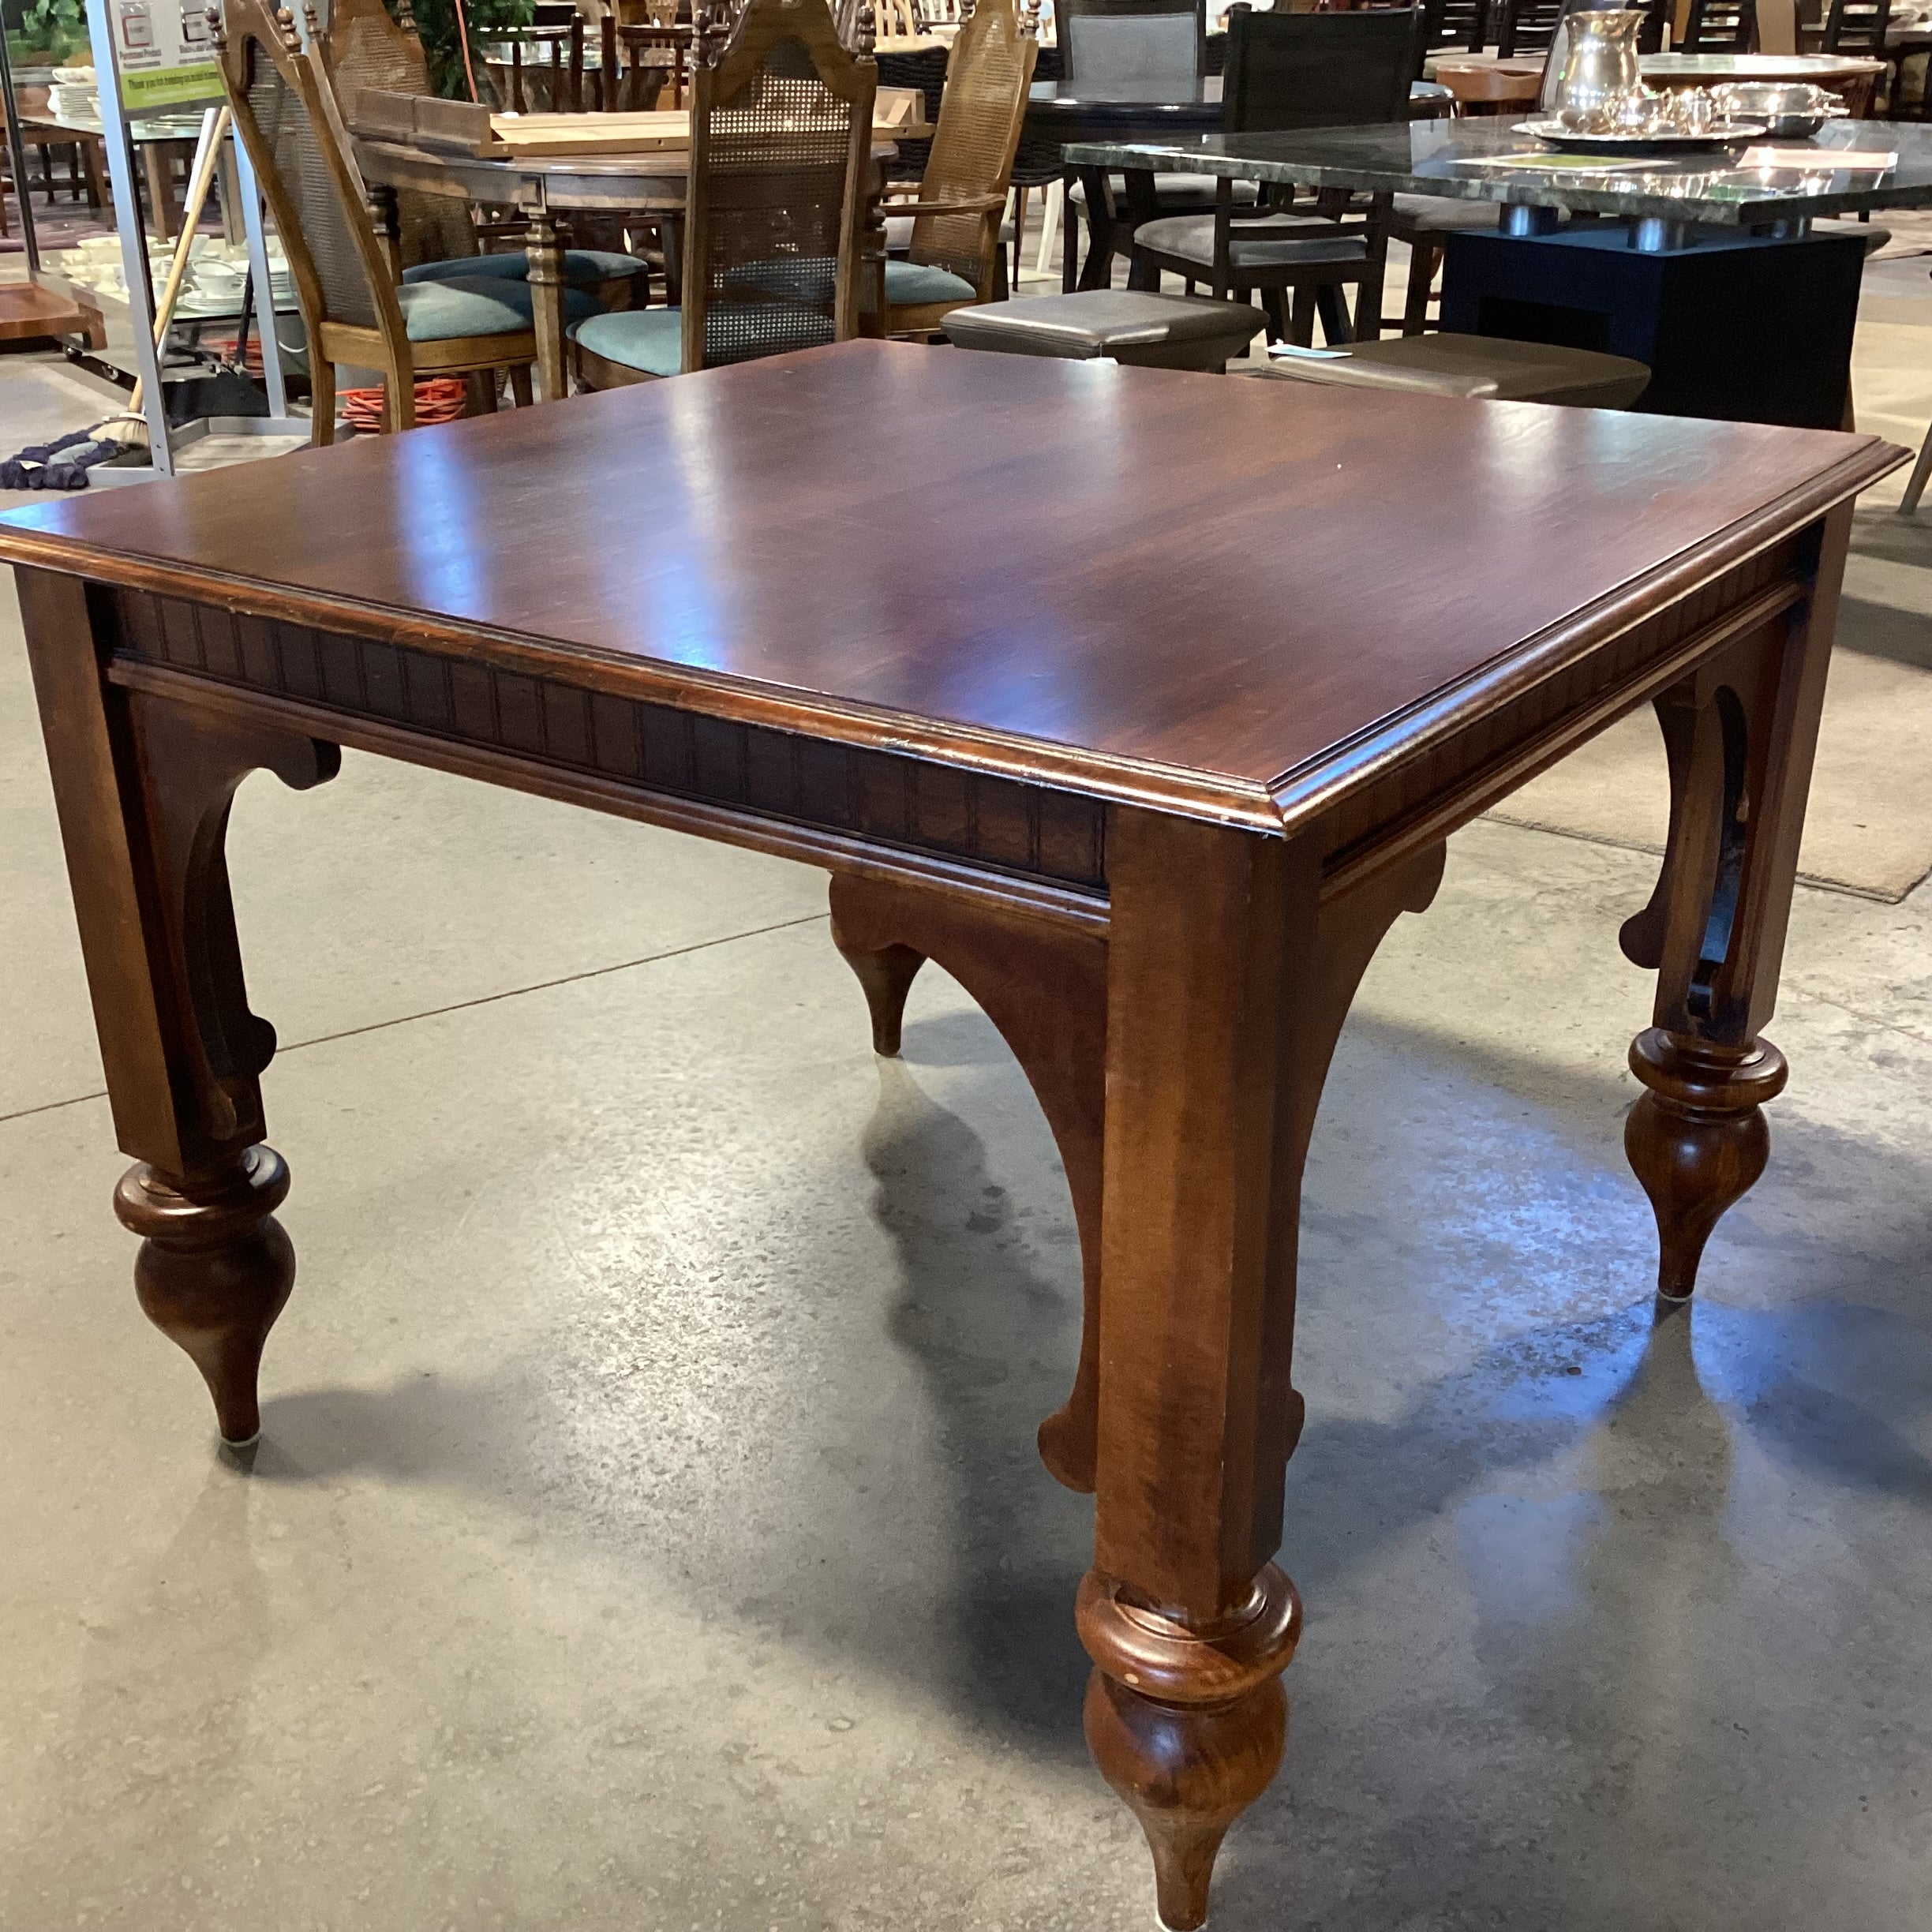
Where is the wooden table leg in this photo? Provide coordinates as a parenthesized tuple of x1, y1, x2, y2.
(1620, 504, 1854, 1301)
(526, 208, 570, 403)
(142, 142, 178, 243)
(1082, 811, 1441, 1929)
(16, 569, 340, 1448)
(827, 874, 1108, 1492)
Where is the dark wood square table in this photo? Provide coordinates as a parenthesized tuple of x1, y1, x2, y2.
(0, 340, 1901, 1927)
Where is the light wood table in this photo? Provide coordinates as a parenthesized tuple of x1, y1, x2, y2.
(0, 340, 1900, 1929)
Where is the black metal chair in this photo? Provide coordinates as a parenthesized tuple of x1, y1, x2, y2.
(1129, 9, 1420, 346)
(1679, 0, 1758, 52)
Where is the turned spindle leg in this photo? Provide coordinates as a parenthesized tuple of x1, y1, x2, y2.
(116, 1147, 296, 1447)
(19, 567, 338, 1446)
(1626, 1032, 1787, 1302)
(1088, 813, 1440, 1926)
(1080, 1567, 1301, 1930)
(828, 874, 1107, 1490)
(1619, 505, 1852, 1303)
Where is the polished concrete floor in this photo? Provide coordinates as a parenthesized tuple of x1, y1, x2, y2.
(4, 302, 1932, 1929)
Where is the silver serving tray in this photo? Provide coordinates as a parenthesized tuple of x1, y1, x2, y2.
(1515, 118, 1769, 155)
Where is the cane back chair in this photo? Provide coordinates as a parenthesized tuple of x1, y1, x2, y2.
(882, 0, 1039, 335)
(571, 0, 876, 385)
(217, 0, 592, 437)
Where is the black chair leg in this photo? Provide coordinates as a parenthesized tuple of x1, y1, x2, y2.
(1288, 286, 1315, 346)
(1402, 240, 1440, 336)
(1315, 284, 1352, 346)
(1261, 286, 1289, 343)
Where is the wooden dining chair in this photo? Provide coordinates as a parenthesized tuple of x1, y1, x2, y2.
(600, 0, 699, 110)
(570, 0, 875, 385)
(880, 0, 1039, 335)
(1680, 0, 1758, 52)
(1130, 9, 1418, 346)
(500, 5, 590, 110)
(218, 0, 601, 438)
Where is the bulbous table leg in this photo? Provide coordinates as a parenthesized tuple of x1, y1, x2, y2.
(116, 1147, 296, 1447)
(1079, 1567, 1301, 1930)
(1626, 1031, 1787, 1302)
(1619, 508, 1850, 1304)
(18, 567, 337, 1449)
(1088, 814, 1440, 1926)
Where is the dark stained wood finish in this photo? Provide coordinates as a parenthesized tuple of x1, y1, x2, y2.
(0, 343, 1887, 828)
(0, 343, 1900, 1926)
(1620, 503, 1856, 1300)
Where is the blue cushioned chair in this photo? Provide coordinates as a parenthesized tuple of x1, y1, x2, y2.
(876, 0, 1038, 337)
(569, 0, 875, 389)
(219, 0, 573, 437)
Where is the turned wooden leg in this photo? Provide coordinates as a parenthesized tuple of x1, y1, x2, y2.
(1088, 812, 1442, 1927)
(1622, 504, 1852, 1301)
(18, 569, 339, 1444)
(526, 211, 570, 403)
(116, 1147, 295, 1447)
(828, 874, 1106, 1491)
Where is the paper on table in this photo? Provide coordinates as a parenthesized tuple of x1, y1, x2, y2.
(1740, 145, 1896, 168)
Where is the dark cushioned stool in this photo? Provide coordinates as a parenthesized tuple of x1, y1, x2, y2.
(942, 291, 1266, 370)
(1251, 334, 1651, 408)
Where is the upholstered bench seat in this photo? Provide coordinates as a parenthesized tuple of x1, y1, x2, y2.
(942, 290, 1265, 369)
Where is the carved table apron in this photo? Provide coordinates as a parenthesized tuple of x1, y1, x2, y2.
(0, 340, 1902, 1929)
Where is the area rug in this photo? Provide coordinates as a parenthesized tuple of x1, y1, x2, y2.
(1485, 647, 1932, 901)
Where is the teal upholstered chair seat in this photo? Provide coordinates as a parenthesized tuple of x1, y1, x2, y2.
(729, 254, 975, 312)
(399, 275, 597, 343)
(884, 258, 977, 306)
(403, 249, 650, 290)
(569, 305, 686, 377)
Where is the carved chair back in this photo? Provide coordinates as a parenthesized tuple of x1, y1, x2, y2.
(902, 0, 1037, 294)
(680, 0, 876, 369)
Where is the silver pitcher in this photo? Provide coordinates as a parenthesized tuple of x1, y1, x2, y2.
(1541, 9, 1648, 131)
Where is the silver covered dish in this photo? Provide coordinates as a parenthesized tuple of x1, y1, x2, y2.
(1709, 80, 1852, 137)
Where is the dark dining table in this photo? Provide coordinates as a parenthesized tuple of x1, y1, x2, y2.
(0, 337, 1902, 1930)
(1068, 116, 1932, 427)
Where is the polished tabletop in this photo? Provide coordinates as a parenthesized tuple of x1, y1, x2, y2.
(1068, 115, 1932, 224)
(0, 340, 1893, 825)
